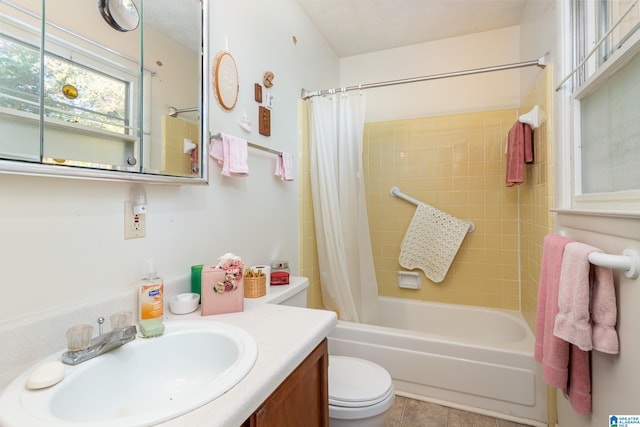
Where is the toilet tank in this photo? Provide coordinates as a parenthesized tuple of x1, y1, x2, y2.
(257, 277, 309, 308)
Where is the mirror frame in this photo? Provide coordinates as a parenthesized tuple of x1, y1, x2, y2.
(0, 0, 210, 185)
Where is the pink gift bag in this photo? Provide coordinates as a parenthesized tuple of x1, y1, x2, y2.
(201, 264, 244, 316)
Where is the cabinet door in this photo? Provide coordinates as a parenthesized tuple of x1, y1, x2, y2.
(248, 339, 329, 427)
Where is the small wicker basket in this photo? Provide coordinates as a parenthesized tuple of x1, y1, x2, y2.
(244, 274, 267, 298)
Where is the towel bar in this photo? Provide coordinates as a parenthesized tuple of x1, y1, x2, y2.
(211, 132, 281, 156)
(588, 249, 640, 279)
(389, 186, 475, 232)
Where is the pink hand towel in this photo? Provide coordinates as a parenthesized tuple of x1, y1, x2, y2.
(275, 152, 294, 181)
(553, 242, 594, 351)
(535, 234, 592, 416)
(535, 234, 573, 385)
(209, 133, 249, 177)
(505, 122, 533, 187)
(523, 123, 533, 164)
(554, 242, 619, 354)
(209, 137, 224, 165)
(223, 133, 249, 176)
(591, 262, 619, 354)
(567, 346, 591, 416)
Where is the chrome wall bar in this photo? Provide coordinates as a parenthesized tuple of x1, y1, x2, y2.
(211, 133, 281, 156)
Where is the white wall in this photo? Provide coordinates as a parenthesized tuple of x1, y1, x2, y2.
(339, 26, 521, 122)
(0, 0, 339, 324)
(519, 1, 557, 98)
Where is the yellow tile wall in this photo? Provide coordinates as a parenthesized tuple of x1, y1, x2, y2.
(299, 68, 553, 317)
(364, 110, 521, 310)
(519, 67, 554, 331)
(298, 100, 324, 309)
(161, 115, 200, 176)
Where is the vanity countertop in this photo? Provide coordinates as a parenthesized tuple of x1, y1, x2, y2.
(157, 299, 336, 427)
(0, 277, 337, 427)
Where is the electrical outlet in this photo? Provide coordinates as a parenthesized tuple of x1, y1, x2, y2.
(124, 201, 146, 239)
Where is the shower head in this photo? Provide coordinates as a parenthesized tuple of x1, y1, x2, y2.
(167, 106, 199, 117)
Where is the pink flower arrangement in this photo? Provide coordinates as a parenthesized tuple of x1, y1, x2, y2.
(213, 254, 244, 294)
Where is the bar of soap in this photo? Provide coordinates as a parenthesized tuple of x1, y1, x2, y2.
(139, 319, 165, 338)
(26, 361, 65, 390)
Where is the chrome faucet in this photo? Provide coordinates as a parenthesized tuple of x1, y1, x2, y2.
(62, 316, 137, 365)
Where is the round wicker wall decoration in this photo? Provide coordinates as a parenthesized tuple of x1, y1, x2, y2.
(213, 51, 239, 111)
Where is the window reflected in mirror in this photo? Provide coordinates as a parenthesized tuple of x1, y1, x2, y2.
(0, 0, 206, 182)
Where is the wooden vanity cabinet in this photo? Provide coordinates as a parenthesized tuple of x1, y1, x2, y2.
(242, 339, 329, 427)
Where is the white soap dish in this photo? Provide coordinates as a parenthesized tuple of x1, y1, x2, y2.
(169, 293, 200, 314)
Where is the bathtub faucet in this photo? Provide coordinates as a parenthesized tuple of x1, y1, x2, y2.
(61, 317, 137, 365)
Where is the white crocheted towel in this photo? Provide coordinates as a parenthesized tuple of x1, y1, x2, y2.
(399, 204, 471, 283)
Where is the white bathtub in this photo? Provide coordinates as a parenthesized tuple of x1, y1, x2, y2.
(327, 297, 546, 425)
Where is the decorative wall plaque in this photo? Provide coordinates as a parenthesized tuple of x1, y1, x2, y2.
(259, 106, 271, 136)
(213, 51, 239, 111)
(254, 83, 262, 103)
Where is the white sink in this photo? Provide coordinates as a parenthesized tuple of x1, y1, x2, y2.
(0, 320, 257, 427)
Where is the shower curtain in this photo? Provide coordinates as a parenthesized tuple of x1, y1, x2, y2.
(306, 92, 378, 323)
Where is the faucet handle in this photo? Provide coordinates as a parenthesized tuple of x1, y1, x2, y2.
(109, 311, 133, 330)
(65, 324, 94, 352)
(97, 317, 105, 336)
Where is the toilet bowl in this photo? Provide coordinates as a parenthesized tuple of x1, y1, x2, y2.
(328, 355, 395, 427)
(261, 278, 395, 426)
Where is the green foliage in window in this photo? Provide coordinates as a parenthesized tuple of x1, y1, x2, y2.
(0, 35, 130, 135)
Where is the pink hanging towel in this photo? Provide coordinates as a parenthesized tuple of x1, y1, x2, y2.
(534, 234, 591, 416)
(209, 133, 249, 177)
(554, 242, 619, 354)
(505, 121, 533, 186)
(275, 152, 294, 181)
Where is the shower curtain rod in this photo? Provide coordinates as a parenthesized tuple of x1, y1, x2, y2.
(301, 52, 549, 100)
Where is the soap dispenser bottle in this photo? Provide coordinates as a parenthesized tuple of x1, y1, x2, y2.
(138, 259, 165, 337)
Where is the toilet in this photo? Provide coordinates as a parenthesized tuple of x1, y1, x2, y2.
(265, 279, 395, 427)
(328, 355, 395, 427)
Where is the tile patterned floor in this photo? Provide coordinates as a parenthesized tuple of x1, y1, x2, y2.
(384, 396, 533, 427)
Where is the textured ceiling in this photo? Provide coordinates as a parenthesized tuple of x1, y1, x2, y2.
(143, 0, 201, 52)
(296, 0, 528, 57)
(142, 0, 529, 57)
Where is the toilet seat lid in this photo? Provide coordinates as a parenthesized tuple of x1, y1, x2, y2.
(328, 356, 393, 407)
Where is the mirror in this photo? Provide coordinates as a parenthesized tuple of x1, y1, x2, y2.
(0, 0, 209, 183)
